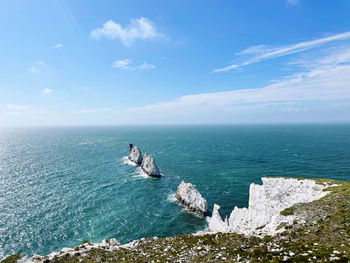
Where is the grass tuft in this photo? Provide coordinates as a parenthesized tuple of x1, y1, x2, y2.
(0, 254, 21, 263)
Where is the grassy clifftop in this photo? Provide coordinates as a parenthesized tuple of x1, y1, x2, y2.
(2, 178, 350, 263)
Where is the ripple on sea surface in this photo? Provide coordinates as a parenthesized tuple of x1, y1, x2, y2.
(1, 125, 350, 258)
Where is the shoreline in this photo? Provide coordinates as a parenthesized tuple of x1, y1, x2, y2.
(3, 177, 349, 262)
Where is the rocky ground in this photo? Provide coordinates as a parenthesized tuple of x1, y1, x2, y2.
(2, 178, 350, 263)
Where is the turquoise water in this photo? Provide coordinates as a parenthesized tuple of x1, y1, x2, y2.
(1, 125, 350, 258)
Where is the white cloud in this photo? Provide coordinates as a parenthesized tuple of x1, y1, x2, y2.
(30, 66, 40, 73)
(2, 104, 48, 120)
(5, 104, 30, 117)
(42, 88, 53, 95)
(112, 59, 155, 70)
(54, 43, 63, 48)
(138, 62, 156, 70)
(287, 0, 299, 5)
(134, 48, 350, 115)
(289, 46, 350, 69)
(91, 17, 162, 46)
(214, 31, 350, 72)
(112, 59, 132, 69)
(7, 104, 28, 111)
(30, 61, 46, 73)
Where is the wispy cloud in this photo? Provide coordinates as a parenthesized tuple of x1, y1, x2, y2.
(91, 17, 163, 46)
(30, 61, 46, 73)
(214, 31, 350, 72)
(138, 62, 156, 70)
(7, 104, 28, 111)
(5, 104, 30, 117)
(288, 45, 350, 69)
(80, 42, 350, 124)
(42, 88, 53, 95)
(135, 47, 350, 116)
(3, 104, 48, 118)
(112, 59, 155, 70)
(54, 43, 63, 48)
(112, 59, 132, 69)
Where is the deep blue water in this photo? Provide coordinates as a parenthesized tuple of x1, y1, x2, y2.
(0, 124, 350, 258)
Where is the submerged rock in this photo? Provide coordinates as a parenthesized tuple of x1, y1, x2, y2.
(141, 154, 161, 177)
(175, 181, 208, 216)
(129, 145, 143, 165)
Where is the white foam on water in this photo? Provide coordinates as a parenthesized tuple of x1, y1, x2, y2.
(131, 167, 150, 179)
(79, 139, 95, 145)
(167, 193, 177, 203)
(122, 156, 137, 166)
(194, 222, 210, 236)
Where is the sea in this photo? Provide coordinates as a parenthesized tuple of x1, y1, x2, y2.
(1, 124, 350, 258)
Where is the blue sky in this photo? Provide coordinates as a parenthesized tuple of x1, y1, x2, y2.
(1, 0, 350, 126)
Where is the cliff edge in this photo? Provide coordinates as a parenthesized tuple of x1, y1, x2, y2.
(208, 177, 331, 236)
(3, 177, 350, 263)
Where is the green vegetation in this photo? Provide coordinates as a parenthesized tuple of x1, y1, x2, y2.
(0, 254, 21, 263)
(81, 240, 93, 246)
(255, 224, 266, 230)
(280, 206, 296, 216)
(4, 178, 350, 262)
(276, 222, 287, 230)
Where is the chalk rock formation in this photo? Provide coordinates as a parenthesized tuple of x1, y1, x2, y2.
(141, 154, 161, 177)
(208, 204, 228, 231)
(208, 177, 330, 236)
(175, 181, 208, 216)
(129, 146, 143, 165)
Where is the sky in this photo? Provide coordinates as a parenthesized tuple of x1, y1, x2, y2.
(1, 0, 350, 126)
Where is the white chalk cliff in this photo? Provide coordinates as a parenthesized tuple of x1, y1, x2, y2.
(141, 154, 161, 177)
(208, 177, 330, 236)
(175, 181, 208, 216)
(129, 146, 143, 165)
(208, 204, 228, 232)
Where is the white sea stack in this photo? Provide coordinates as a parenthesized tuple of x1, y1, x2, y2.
(175, 181, 208, 216)
(141, 154, 161, 177)
(129, 146, 143, 165)
(208, 177, 330, 236)
(208, 204, 228, 232)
